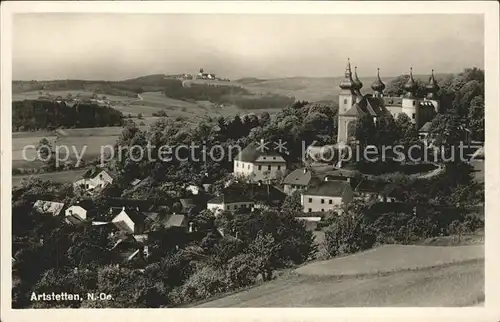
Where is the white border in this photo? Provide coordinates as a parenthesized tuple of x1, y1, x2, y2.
(1, 2, 499, 321)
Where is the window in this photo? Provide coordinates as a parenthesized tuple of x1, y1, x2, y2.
(277, 165, 281, 170)
(344, 98, 348, 104)
(321, 209, 324, 212)
(248, 164, 250, 169)
(308, 198, 312, 203)
(258, 165, 262, 170)
(268, 165, 271, 171)
(273, 157, 276, 160)
(329, 200, 333, 204)
(412, 113, 416, 119)
(321, 199, 325, 204)
(412, 101, 416, 106)
(308, 208, 312, 213)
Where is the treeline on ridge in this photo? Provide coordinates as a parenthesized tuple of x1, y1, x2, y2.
(163, 79, 295, 110)
(12, 100, 123, 131)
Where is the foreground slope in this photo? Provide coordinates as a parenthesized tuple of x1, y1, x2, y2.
(196, 245, 484, 307)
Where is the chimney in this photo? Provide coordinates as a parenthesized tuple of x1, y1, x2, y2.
(189, 222, 194, 233)
(303, 168, 307, 174)
(122, 206, 126, 211)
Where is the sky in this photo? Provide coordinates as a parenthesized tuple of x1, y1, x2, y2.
(12, 14, 484, 81)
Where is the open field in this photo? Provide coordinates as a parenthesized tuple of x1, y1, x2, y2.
(196, 259, 484, 307)
(12, 89, 279, 126)
(196, 244, 484, 307)
(12, 130, 121, 170)
(295, 244, 483, 277)
(12, 135, 58, 169)
(12, 168, 87, 187)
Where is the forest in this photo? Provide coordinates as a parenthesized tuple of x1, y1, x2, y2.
(12, 100, 124, 131)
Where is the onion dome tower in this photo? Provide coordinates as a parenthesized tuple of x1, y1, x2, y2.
(425, 69, 439, 99)
(371, 68, 386, 97)
(353, 66, 363, 90)
(403, 67, 417, 98)
(352, 66, 364, 100)
(339, 58, 356, 91)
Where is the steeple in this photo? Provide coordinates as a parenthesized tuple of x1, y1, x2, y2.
(353, 66, 363, 90)
(371, 68, 386, 95)
(339, 58, 355, 91)
(425, 69, 439, 99)
(403, 67, 417, 97)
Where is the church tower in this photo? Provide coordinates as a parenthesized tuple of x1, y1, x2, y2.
(402, 67, 419, 124)
(353, 66, 363, 100)
(425, 69, 440, 112)
(371, 68, 385, 98)
(337, 58, 358, 143)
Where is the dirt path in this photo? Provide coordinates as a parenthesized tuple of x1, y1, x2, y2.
(197, 259, 484, 307)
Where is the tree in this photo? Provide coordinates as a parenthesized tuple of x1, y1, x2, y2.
(385, 75, 426, 98)
(375, 114, 400, 146)
(259, 111, 271, 126)
(281, 190, 302, 216)
(453, 80, 484, 118)
(428, 113, 464, 163)
(247, 232, 277, 281)
(467, 95, 485, 141)
(324, 201, 375, 257)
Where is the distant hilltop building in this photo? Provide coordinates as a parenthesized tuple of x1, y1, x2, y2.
(197, 68, 216, 80)
(337, 58, 440, 143)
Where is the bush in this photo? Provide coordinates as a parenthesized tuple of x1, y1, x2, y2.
(170, 266, 229, 304)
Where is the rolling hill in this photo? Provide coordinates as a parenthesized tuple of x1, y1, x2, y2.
(195, 244, 484, 307)
(13, 73, 451, 103)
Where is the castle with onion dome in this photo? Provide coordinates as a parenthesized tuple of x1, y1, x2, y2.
(337, 58, 440, 143)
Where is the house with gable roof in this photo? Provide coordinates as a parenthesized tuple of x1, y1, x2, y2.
(301, 179, 354, 213)
(233, 141, 287, 182)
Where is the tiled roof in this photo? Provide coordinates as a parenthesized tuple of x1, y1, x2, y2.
(235, 141, 283, 163)
(66, 215, 83, 225)
(208, 183, 285, 204)
(165, 214, 187, 228)
(355, 179, 397, 196)
(303, 180, 350, 197)
(419, 121, 432, 132)
(283, 169, 313, 186)
(33, 200, 65, 216)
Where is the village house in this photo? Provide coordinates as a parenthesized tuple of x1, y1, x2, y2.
(418, 121, 433, 142)
(64, 205, 88, 225)
(111, 207, 146, 235)
(234, 141, 287, 182)
(33, 200, 65, 216)
(73, 169, 114, 194)
(283, 166, 360, 196)
(354, 179, 398, 203)
(283, 168, 320, 195)
(301, 179, 354, 213)
(207, 182, 285, 216)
